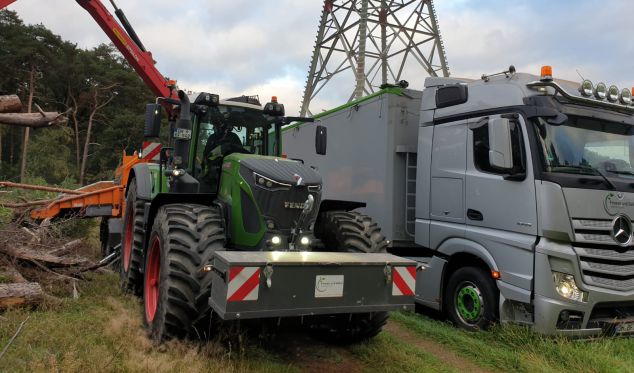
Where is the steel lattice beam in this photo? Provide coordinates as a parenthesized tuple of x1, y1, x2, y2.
(300, 0, 449, 116)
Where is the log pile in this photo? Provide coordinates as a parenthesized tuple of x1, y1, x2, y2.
(0, 221, 104, 311)
(0, 94, 68, 128)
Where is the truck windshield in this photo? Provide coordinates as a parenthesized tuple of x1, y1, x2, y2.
(533, 116, 634, 176)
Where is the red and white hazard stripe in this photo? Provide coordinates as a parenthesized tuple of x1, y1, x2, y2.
(392, 266, 416, 296)
(141, 141, 162, 162)
(227, 266, 261, 302)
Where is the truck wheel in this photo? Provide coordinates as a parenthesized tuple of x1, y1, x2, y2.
(445, 266, 499, 331)
(312, 210, 389, 343)
(120, 178, 146, 294)
(144, 204, 225, 342)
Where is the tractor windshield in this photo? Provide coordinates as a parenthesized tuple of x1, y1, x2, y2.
(191, 104, 281, 177)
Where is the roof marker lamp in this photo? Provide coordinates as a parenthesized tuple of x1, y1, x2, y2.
(594, 82, 607, 100)
(579, 80, 593, 97)
(619, 88, 632, 105)
(607, 85, 620, 102)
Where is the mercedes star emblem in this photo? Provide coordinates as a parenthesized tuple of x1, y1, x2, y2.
(611, 215, 633, 247)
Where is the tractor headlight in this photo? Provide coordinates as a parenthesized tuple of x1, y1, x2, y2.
(271, 235, 282, 245)
(253, 172, 291, 191)
(300, 236, 311, 246)
(553, 272, 587, 303)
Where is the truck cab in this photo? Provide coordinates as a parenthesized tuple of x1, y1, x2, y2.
(417, 68, 634, 336)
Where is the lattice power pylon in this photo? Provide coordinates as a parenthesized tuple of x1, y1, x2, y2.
(300, 0, 449, 116)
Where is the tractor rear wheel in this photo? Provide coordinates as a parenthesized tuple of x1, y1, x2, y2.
(120, 178, 146, 294)
(311, 210, 389, 344)
(143, 203, 225, 342)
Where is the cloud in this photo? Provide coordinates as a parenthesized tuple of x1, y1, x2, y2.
(7, 0, 634, 115)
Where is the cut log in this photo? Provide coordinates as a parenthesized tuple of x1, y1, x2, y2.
(0, 245, 88, 267)
(0, 112, 67, 128)
(0, 282, 42, 309)
(48, 239, 83, 257)
(0, 265, 27, 283)
(0, 95, 22, 113)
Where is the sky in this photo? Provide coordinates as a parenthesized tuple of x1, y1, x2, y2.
(6, 0, 634, 116)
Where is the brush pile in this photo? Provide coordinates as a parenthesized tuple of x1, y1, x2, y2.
(0, 215, 105, 310)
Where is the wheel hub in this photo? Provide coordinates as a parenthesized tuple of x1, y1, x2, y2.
(455, 282, 483, 324)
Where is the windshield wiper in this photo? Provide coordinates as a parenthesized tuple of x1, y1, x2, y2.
(552, 165, 617, 190)
(605, 170, 634, 177)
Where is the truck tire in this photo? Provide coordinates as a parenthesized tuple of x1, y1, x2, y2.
(120, 178, 146, 294)
(143, 204, 225, 342)
(445, 266, 499, 331)
(311, 210, 389, 343)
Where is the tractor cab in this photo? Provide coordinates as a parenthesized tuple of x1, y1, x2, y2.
(187, 95, 283, 191)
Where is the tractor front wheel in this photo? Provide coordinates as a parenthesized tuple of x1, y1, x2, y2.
(143, 203, 225, 342)
(311, 210, 389, 344)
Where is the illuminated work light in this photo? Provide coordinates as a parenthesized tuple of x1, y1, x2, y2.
(594, 82, 607, 100)
(608, 85, 619, 102)
(579, 80, 593, 97)
(620, 88, 632, 105)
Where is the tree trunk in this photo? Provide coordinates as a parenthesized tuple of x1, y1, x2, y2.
(70, 92, 81, 171)
(0, 95, 22, 113)
(0, 282, 42, 310)
(19, 65, 35, 183)
(0, 245, 88, 267)
(79, 104, 96, 185)
(0, 112, 68, 128)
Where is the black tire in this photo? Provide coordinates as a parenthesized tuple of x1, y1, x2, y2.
(311, 210, 389, 343)
(143, 204, 225, 342)
(99, 217, 110, 258)
(444, 266, 499, 331)
(316, 211, 388, 253)
(120, 178, 146, 294)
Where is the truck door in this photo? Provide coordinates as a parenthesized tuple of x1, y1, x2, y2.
(465, 114, 536, 297)
(429, 119, 467, 248)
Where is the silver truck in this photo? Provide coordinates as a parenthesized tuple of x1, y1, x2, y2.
(283, 66, 634, 336)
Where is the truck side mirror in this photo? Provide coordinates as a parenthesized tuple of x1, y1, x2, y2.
(488, 118, 513, 169)
(315, 125, 327, 155)
(144, 104, 162, 138)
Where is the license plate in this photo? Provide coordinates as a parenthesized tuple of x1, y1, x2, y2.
(172, 128, 192, 140)
(615, 322, 634, 334)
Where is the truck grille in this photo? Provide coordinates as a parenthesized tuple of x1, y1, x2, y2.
(572, 218, 634, 291)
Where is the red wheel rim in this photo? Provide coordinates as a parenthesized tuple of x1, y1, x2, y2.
(145, 236, 160, 322)
(123, 205, 134, 271)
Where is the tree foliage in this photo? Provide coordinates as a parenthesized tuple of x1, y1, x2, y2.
(0, 10, 154, 185)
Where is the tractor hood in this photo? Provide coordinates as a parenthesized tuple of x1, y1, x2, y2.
(239, 156, 322, 186)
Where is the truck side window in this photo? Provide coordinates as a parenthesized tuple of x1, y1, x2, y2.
(473, 119, 525, 174)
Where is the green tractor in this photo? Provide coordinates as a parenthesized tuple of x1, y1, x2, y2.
(115, 91, 391, 342)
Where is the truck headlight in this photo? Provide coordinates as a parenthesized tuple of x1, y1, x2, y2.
(553, 272, 587, 303)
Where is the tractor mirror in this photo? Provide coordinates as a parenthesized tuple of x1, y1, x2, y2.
(144, 104, 162, 138)
(488, 118, 513, 170)
(315, 125, 327, 155)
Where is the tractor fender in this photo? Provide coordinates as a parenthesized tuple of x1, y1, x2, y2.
(127, 164, 153, 200)
(317, 199, 366, 214)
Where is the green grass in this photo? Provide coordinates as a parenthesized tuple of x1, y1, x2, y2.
(391, 311, 634, 373)
(0, 273, 296, 373)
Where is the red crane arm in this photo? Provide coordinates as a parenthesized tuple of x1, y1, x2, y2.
(0, 1, 17, 9)
(75, 0, 176, 100)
